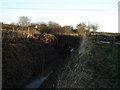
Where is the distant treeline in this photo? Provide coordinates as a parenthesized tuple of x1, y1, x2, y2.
(1, 22, 97, 36)
(1, 16, 100, 36)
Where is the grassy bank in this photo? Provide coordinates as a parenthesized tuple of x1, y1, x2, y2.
(56, 36, 120, 88)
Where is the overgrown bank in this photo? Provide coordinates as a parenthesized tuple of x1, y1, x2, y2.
(2, 32, 120, 88)
(2, 33, 81, 88)
(56, 35, 120, 88)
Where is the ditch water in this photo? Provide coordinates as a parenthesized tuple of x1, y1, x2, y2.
(26, 76, 48, 88)
(99, 41, 120, 45)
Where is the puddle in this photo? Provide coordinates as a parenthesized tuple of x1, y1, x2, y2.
(99, 41, 120, 45)
(99, 41, 110, 44)
(25, 71, 53, 88)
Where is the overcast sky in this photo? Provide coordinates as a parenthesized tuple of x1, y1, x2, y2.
(0, 0, 119, 32)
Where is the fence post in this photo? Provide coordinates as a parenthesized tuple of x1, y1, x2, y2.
(27, 27, 30, 38)
(12, 27, 15, 32)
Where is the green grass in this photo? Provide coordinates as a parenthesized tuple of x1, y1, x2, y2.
(56, 36, 120, 88)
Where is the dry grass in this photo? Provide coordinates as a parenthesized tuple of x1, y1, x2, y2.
(56, 35, 119, 88)
(56, 35, 94, 88)
(40, 34, 57, 44)
(2, 29, 40, 39)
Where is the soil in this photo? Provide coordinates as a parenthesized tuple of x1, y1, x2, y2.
(2, 33, 81, 88)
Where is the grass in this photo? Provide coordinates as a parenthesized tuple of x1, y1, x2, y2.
(2, 29, 40, 39)
(56, 35, 120, 88)
(2, 29, 120, 88)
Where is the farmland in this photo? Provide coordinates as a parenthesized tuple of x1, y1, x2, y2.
(1, 23, 120, 88)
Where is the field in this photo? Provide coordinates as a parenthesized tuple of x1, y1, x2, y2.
(2, 29, 120, 88)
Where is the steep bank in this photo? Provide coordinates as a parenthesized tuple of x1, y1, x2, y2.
(2, 34, 81, 88)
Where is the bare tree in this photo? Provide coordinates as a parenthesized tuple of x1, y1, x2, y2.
(48, 21, 61, 28)
(87, 23, 98, 32)
(18, 16, 31, 26)
(11, 22, 16, 25)
(76, 23, 86, 30)
(92, 25, 98, 32)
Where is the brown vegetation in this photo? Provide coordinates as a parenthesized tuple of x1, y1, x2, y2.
(2, 31, 81, 88)
(2, 21, 120, 88)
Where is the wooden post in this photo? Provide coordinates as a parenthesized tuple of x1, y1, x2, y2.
(12, 27, 15, 37)
(35, 25, 38, 33)
(12, 27, 15, 32)
(27, 27, 30, 38)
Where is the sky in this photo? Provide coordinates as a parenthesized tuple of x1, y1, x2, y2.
(0, 0, 119, 33)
